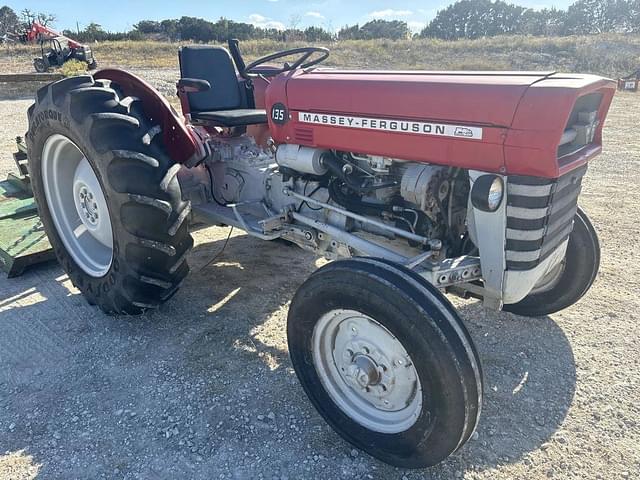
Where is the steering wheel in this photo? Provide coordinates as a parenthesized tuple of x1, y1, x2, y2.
(244, 47, 329, 77)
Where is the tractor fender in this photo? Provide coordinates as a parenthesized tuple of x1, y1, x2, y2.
(94, 69, 205, 166)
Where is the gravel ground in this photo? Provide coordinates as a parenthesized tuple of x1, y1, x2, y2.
(0, 83, 638, 480)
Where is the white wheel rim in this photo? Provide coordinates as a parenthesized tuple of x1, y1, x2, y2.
(41, 134, 113, 277)
(312, 309, 423, 434)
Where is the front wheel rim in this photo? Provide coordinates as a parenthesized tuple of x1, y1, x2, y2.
(312, 309, 423, 434)
(41, 134, 113, 277)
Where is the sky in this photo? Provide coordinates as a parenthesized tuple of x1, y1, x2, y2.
(4, 0, 574, 34)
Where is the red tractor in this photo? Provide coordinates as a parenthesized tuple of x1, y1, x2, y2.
(24, 40, 615, 468)
(24, 22, 97, 72)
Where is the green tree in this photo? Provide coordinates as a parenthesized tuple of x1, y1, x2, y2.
(565, 0, 629, 33)
(359, 20, 410, 40)
(338, 24, 359, 40)
(421, 0, 528, 39)
(160, 19, 180, 40)
(0, 5, 19, 33)
(337, 20, 410, 40)
(629, 0, 640, 32)
(224, 19, 257, 40)
(519, 8, 568, 36)
(177, 16, 216, 42)
(81, 23, 108, 41)
(134, 20, 163, 34)
(304, 26, 334, 42)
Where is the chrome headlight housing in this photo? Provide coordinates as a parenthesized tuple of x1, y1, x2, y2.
(471, 175, 504, 212)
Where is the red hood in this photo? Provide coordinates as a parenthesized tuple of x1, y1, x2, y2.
(284, 69, 556, 128)
(264, 69, 616, 178)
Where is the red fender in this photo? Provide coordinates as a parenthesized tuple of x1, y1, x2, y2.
(94, 69, 205, 166)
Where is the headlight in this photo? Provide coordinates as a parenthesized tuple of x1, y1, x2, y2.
(471, 175, 504, 212)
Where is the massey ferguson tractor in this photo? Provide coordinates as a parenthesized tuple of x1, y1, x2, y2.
(23, 40, 615, 468)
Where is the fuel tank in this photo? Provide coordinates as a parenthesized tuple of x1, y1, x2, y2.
(265, 69, 616, 178)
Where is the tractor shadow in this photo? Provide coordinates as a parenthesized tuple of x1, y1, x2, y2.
(0, 231, 576, 478)
(154, 233, 578, 477)
(451, 302, 576, 473)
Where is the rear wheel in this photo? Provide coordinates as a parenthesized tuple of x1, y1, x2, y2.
(288, 257, 482, 468)
(27, 75, 193, 314)
(504, 207, 600, 317)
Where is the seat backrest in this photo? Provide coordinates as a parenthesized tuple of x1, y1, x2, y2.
(179, 46, 245, 112)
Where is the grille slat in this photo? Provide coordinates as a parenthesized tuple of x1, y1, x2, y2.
(508, 183, 554, 197)
(549, 185, 582, 216)
(505, 166, 587, 271)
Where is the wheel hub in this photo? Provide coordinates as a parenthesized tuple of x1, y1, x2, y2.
(76, 184, 99, 226)
(312, 309, 422, 433)
(348, 353, 381, 388)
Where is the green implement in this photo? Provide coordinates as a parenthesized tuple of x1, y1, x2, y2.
(0, 137, 55, 277)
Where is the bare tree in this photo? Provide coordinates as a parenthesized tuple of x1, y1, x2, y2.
(21, 8, 56, 27)
(288, 14, 302, 30)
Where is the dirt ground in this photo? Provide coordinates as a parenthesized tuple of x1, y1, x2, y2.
(0, 81, 638, 480)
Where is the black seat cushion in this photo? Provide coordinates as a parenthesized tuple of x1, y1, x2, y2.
(191, 109, 267, 127)
(179, 46, 243, 112)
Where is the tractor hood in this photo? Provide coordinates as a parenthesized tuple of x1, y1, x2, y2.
(265, 69, 616, 178)
(282, 69, 556, 127)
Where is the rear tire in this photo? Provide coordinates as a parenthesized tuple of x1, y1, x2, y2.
(288, 257, 482, 468)
(503, 207, 600, 317)
(27, 75, 193, 314)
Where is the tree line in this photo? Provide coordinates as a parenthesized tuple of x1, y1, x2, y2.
(2, 0, 640, 44)
(422, 0, 640, 39)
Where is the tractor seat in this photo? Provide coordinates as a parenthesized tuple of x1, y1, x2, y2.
(178, 46, 267, 128)
(191, 109, 267, 127)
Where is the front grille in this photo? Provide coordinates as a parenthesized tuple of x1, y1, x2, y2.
(505, 164, 587, 270)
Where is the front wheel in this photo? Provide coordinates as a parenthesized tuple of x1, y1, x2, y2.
(34, 58, 48, 73)
(504, 207, 600, 317)
(288, 257, 483, 468)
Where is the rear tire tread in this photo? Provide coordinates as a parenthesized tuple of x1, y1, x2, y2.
(169, 202, 191, 236)
(127, 194, 172, 216)
(113, 150, 160, 168)
(160, 164, 181, 192)
(134, 237, 176, 257)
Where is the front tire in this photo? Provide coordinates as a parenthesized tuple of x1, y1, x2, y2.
(288, 257, 483, 468)
(34, 58, 48, 73)
(27, 75, 193, 314)
(504, 207, 600, 317)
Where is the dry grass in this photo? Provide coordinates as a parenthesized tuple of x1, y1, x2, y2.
(1, 34, 639, 76)
(59, 59, 89, 77)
